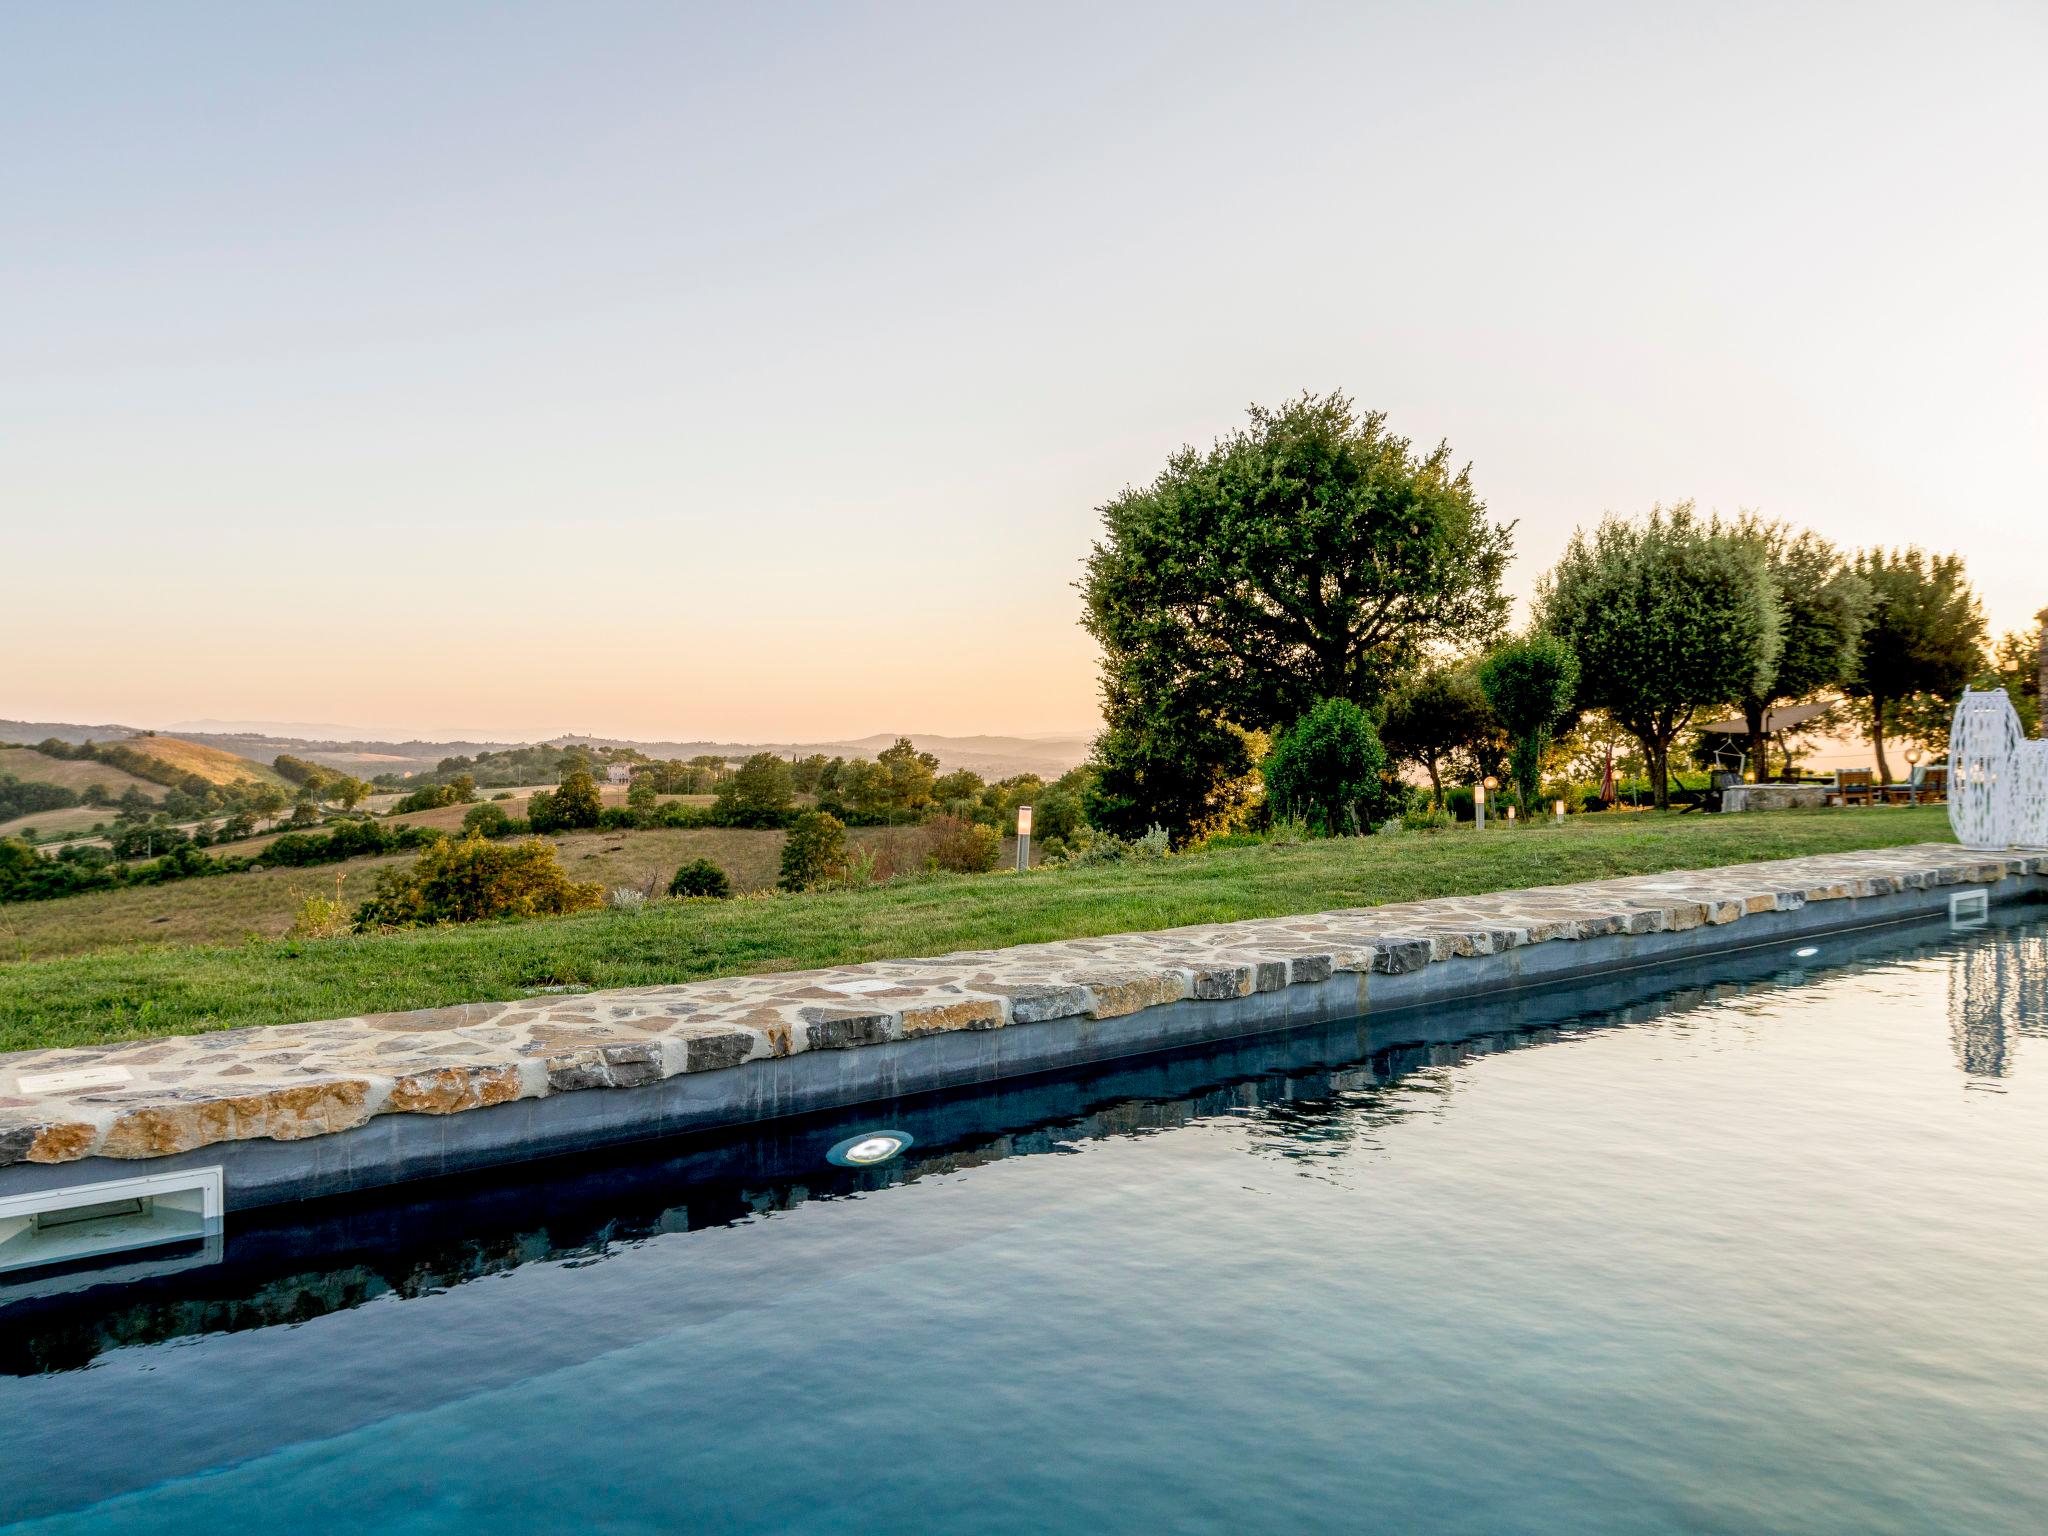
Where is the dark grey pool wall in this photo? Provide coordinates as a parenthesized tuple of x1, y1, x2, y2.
(8, 855, 2039, 1213)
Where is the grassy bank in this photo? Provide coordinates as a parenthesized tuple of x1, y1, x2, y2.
(0, 806, 1952, 1052)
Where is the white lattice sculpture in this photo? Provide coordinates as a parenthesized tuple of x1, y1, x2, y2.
(1948, 688, 2048, 849)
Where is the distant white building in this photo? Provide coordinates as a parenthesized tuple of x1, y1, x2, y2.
(606, 762, 632, 786)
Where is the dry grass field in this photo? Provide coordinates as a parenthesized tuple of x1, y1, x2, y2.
(0, 805, 113, 843)
(0, 746, 163, 800)
(117, 735, 287, 787)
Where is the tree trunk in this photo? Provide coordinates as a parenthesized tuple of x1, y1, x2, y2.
(1871, 697, 1894, 784)
(1743, 700, 1769, 784)
(1648, 736, 1671, 809)
(1425, 759, 1443, 807)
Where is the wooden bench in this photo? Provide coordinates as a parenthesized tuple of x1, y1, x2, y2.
(1835, 769, 1876, 807)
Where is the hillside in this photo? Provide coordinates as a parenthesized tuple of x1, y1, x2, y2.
(114, 735, 288, 787)
(0, 745, 163, 800)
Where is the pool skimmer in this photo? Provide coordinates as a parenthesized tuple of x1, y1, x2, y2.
(0, 1167, 223, 1277)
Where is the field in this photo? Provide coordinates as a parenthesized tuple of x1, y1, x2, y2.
(0, 805, 112, 843)
(115, 735, 287, 787)
(0, 805, 1956, 1050)
(0, 747, 162, 800)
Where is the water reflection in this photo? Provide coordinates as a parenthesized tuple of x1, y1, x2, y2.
(5, 907, 2045, 1378)
(1949, 925, 2048, 1083)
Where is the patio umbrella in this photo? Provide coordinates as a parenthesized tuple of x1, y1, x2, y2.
(1600, 744, 1616, 803)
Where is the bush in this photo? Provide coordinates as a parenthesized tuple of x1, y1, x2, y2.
(462, 802, 512, 838)
(778, 811, 848, 892)
(287, 880, 352, 939)
(1402, 803, 1455, 832)
(668, 859, 733, 899)
(353, 835, 603, 930)
(926, 815, 1002, 874)
(1263, 698, 1393, 837)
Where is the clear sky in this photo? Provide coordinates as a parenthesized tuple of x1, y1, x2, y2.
(5, 2, 2043, 742)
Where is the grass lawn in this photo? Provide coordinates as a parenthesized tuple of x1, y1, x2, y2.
(0, 805, 1954, 1052)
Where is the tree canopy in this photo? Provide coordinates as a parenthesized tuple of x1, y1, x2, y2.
(1730, 519, 1865, 780)
(1477, 634, 1579, 814)
(1379, 662, 1502, 806)
(1537, 504, 1780, 807)
(1844, 548, 1984, 781)
(1081, 393, 1511, 837)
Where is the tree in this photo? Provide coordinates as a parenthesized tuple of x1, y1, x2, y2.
(779, 810, 847, 891)
(1261, 698, 1392, 836)
(1081, 393, 1512, 838)
(1972, 620, 2042, 741)
(1538, 504, 1780, 808)
(547, 769, 602, 831)
(715, 753, 795, 826)
(877, 738, 939, 810)
(1843, 548, 1984, 782)
(1477, 634, 1579, 815)
(247, 782, 290, 826)
(1381, 661, 1501, 806)
(321, 774, 371, 811)
(1730, 519, 1866, 781)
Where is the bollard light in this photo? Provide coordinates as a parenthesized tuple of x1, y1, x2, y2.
(1473, 781, 1487, 830)
(1016, 804, 1032, 872)
(1554, 799, 1566, 824)
(1506, 805, 1516, 826)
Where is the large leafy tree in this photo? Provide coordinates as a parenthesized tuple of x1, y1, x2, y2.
(1477, 634, 1579, 814)
(1380, 662, 1501, 806)
(1081, 393, 1511, 837)
(1537, 504, 1780, 808)
(1730, 519, 1866, 782)
(1844, 548, 1984, 780)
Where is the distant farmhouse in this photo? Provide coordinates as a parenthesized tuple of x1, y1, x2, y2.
(606, 763, 632, 785)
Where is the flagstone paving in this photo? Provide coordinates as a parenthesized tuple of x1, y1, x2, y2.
(2, 843, 2039, 1168)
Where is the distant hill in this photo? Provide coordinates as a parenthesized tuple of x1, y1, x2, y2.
(0, 719, 136, 747)
(0, 746, 164, 801)
(115, 736, 289, 788)
(2, 721, 1094, 783)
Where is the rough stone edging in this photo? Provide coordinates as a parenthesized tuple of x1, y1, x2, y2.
(0, 842, 2040, 1170)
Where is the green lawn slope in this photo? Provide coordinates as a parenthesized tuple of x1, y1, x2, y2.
(0, 805, 1956, 1052)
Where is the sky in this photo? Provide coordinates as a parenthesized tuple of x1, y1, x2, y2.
(4, 1, 2044, 743)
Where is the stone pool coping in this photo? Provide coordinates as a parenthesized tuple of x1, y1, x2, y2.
(2, 842, 2042, 1196)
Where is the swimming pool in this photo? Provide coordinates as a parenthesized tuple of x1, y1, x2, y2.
(4, 908, 2047, 1533)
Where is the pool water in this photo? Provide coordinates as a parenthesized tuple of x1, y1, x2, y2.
(5, 912, 2048, 1533)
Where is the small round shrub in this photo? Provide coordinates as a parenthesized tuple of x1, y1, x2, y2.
(668, 858, 733, 899)
(462, 802, 512, 838)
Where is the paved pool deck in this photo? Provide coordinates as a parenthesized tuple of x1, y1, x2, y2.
(2, 841, 2042, 1208)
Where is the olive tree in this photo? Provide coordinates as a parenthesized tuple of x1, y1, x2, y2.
(1537, 504, 1780, 808)
(1730, 518, 1866, 781)
(1844, 548, 1984, 780)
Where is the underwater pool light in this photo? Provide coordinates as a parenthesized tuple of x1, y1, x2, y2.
(827, 1130, 914, 1168)
(1794, 946, 1819, 959)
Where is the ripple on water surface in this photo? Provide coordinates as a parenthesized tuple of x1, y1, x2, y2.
(5, 916, 2048, 1534)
